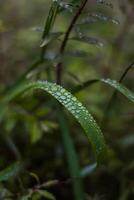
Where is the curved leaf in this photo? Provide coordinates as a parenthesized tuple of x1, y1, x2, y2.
(1, 81, 108, 164)
(72, 78, 134, 103)
(76, 13, 119, 26)
(101, 79, 134, 103)
(71, 36, 103, 47)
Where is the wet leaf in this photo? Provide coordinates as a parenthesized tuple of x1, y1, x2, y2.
(0, 80, 108, 164)
(76, 13, 119, 25)
(101, 79, 134, 103)
(71, 35, 103, 47)
(73, 78, 134, 103)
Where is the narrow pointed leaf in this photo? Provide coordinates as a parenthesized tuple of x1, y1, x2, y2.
(101, 79, 134, 103)
(72, 78, 134, 103)
(71, 36, 103, 47)
(42, 1, 59, 39)
(0, 81, 108, 164)
(76, 13, 119, 25)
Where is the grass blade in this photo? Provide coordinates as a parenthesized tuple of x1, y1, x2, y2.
(71, 36, 103, 47)
(101, 78, 134, 103)
(72, 78, 134, 103)
(0, 80, 108, 164)
(58, 110, 84, 200)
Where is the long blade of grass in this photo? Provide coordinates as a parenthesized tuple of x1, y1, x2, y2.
(101, 78, 134, 103)
(58, 109, 84, 200)
(72, 78, 134, 103)
(101, 62, 134, 127)
(0, 80, 108, 164)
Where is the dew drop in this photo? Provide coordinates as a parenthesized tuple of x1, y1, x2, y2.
(56, 92, 61, 96)
(76, 110, 80, 113)
(61, 88, 66, 93)
(78, 102, 82, 107)
(60, 95, 66, 100)
(72, 97, 77, 101)
(71, 106, 76, 110)
(52, 86, 57, 92)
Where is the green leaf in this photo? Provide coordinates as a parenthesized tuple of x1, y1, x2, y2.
(101, 79, 134, 103)
(71, 36, 103, 47)
(72, 78, 134, 103)
(42, 1, 59, 39)
(0, 162, 21, 182)
(27, 118, 42, 143)
(0, 80, 108, 164)
(37, 190, 56, 200)
(58, 110, 84, 200)
(76, 13, 119, 26)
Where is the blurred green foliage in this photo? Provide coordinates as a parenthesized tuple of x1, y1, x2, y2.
(0, 0, 134, 199)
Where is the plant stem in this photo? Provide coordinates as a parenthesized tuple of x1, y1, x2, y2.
(56, 0, 88, 84)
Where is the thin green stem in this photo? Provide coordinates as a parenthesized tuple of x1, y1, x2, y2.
(56, 0, 88, 84)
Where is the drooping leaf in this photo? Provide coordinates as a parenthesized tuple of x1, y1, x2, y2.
(102, 62, 134, 125)
(90, 13, 119, 24)
(71, 36, 103, 47)
(76, 13, 119, 25)
(72, 78, 134, 103)
(0, 162, 21, 182)
(101, 79, 134, 103)
(0, 80, 108, 164)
